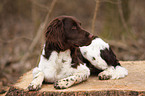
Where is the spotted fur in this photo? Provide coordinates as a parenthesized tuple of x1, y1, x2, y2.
(28, 16, 128, 91)
(80, 37, 128, 80)
(54, 64, 90, 89)
(28, 16, 93, 91)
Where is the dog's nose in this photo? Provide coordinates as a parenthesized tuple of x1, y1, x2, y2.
(88, 34, 94, 39)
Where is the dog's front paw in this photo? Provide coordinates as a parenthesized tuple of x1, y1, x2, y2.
(54, 77, 76, 89)
(54, 79, 72, 89)
(98, 73, 112, 80)
(54, 80, 66, 89)
(28, 83, 41, 91)
(98, 66, 128, 80)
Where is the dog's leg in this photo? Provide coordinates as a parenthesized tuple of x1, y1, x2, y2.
(54, 64, 90, 89)
(98, 66, 128, 80)
(28, 67, 44, 91)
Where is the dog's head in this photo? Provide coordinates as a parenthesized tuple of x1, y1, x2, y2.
(45, 16, 94, 51)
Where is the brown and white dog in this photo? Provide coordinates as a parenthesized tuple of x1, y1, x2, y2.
(28, 16, 128, 90)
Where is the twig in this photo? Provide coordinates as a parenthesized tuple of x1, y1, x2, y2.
(91, 0, 100, 34)
(106, 40, 141, 56)
(101, 0, 119, 4)
(0, 36, 32, 43)
(31, 0, 49, 11)
(106, 39, 128, 49)
(20, 24, 44, 65)
(19, 0, 58, 65)
(117, 0, 129, 34)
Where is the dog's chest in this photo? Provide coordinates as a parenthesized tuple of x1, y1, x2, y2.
(39, 49, 73, 81)
(39, 49, 72, 71)
(56, 50, 72, 66)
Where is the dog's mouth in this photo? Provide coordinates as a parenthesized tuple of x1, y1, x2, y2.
(88, 34, 94, 39)
(71, 34, 94, 48)
(73, 41, 92, 47)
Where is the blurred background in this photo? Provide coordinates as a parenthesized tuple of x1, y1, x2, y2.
(0, 0, 145, 93)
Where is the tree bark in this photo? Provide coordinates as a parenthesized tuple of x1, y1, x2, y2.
(6, 61, 145, 96)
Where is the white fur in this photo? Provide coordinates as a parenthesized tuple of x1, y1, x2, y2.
(80, 38, 128, 79)
(28, 45, 90, 90)
(54, 64, 90, 88)
(80, 38, 109, 70)
(38, 48, 90, 82)
(28, 67, 44, 90)
(98, 66, 128, 79)
(38, 49, 72, 82)
(28, 38, 128, 90)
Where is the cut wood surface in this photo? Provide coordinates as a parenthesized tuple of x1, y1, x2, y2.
(6, 61, 145, 96)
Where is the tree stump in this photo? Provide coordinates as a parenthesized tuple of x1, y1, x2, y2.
(6, 61, 145, 96)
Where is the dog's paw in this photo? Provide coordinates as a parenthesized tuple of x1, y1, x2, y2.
(98, 66, 128, 80)
(54, 79, 72, 89)
(98, 73, 112, 80)
(28, 83, 41, 91)
(98, 66, 114, 80)
(54, 77, 76, 89)
(54, 80, 67, 89)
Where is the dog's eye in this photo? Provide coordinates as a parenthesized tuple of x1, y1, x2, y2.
(72, 26, 77, 30)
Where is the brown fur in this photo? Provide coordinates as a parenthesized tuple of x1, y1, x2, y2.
(44, 16, 94, 68)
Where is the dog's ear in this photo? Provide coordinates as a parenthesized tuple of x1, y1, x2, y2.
(45, 18, 66, 51)
(45, 18, 63, 38)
